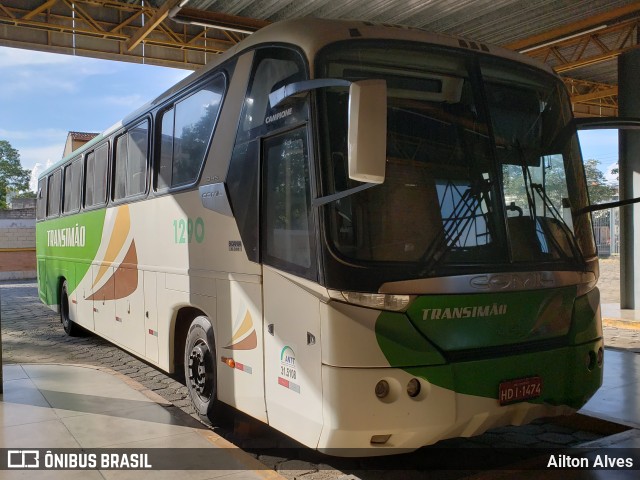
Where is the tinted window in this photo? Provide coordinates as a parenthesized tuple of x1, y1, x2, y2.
(63, 157, 82, 214)
(36, 177, 47, 220)
(157, 109, 174, 191)
(114, 120, 148, 201)
(157, 75, 225, 189)
(263, 127, 312, 272)
(127, 122, 148, 196)
(114, 135, 127, 200)
(47, 170, 62, 217)
(237, 48, 307, 143)
(85, 143, 109, 208)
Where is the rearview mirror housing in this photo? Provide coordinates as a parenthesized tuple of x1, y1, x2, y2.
(348, 79, 387, 184)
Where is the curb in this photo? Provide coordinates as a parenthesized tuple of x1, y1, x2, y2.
(603, 318, 640, 330)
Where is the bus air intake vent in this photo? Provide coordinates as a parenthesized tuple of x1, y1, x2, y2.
(458, 39, 490, 52)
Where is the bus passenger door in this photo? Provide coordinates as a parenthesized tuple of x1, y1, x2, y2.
(261, 127, 323, 448)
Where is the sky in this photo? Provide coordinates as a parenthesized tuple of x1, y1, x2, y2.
(0, 46, 191, 191)
(0, 45, 620, 191)
(578, 129, 619, 184)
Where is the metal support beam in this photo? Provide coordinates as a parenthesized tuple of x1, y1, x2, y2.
(126, 0, 180, 52)
(22, 0, 58, 21)
(618, 47, 640, 308)
(171, 8, 269, 34)
(571, 86, 618, 104)
(504, 3, 640, 52)
(0, 0, 255, 69)
(517, 19, 640, 74)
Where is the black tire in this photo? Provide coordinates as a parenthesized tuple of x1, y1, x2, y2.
(60, 280, 79, 336)
(184, 316, 218, 424)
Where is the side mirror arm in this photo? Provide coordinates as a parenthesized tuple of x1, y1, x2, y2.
(269, 79, 351, 108)
(575, 196, 640, 216)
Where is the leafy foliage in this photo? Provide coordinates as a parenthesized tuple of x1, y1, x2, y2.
(584, 158, 617, 205)
(0, 140, 31, 209)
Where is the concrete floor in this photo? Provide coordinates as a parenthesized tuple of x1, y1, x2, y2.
(0, 363, 281, 479)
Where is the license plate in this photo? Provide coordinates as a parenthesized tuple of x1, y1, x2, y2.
(498, 376, 542, 405)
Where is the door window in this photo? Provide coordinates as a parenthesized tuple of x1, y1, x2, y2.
(263, 127, 314, 275)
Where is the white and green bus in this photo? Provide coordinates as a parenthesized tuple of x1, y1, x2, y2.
(37, 18, 606, 454)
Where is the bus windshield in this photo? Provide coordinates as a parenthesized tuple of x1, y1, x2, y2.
(317, 42, 595, 277)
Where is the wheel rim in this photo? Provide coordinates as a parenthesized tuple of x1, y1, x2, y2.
(188, 340, 213, 401)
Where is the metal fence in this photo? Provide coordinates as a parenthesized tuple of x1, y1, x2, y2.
(592, 207, 619, 257)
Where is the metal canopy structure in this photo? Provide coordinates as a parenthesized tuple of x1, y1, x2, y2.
(0, 0, 639, 117)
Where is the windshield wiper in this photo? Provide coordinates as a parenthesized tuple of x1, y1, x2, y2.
(511, 142, 582, 264)
(530, 183, 584, 263)
(419, 179, 491, 275)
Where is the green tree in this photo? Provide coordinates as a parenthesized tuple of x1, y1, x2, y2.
(13, 191, 37, 199)
(584, 158, 617, 204)
(0, 140, 31, 209)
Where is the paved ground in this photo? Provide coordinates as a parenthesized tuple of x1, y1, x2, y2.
(0, 271, 637, 479)
(598, 256, 621, 304)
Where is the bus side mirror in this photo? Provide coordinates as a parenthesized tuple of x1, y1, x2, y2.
(348, 79, 387, 184)
(269, 77, 387, 184)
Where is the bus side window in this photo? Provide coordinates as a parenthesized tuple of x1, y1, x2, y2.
(114, 120, 149, 201)
(114, 133, 128, 201)
(47, 170, 62, 218)
(36, 177, 47, 220)
(63, 157, 82, 214)
(85, 143, 109, 208)
(127, 122, 148, 197)
(156, 74, 226, 190)
(86, 143, 109, 205)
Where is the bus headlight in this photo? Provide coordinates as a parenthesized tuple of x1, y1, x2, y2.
(329, 290, 414, 312)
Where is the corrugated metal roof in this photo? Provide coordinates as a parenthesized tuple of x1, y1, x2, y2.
(183, 0, 634, 45)
(174, 1, 636, 76)
(140, 0, 637, 114)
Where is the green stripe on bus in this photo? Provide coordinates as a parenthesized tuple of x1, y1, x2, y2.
(35, 209, 107, 299)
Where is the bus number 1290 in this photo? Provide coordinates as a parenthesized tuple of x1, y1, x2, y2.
(173, 217, 205, 244)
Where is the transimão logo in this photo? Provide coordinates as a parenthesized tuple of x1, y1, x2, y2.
(422, 303, 508, 320)
(46, 224, 86, 248)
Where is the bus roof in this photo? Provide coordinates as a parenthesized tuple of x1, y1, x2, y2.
(142, 18, 555, 111)
(38, 18, 556, 180)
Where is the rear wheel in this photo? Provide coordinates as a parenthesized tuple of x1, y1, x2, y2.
(60, 280, 79, 336)
(184, 316, 218, 423)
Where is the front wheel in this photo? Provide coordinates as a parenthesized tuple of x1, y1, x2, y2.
(184, 316, 218, 424)
(60, 280, 79, 336)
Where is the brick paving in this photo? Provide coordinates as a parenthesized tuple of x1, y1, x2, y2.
(0, 278, 635, 478)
